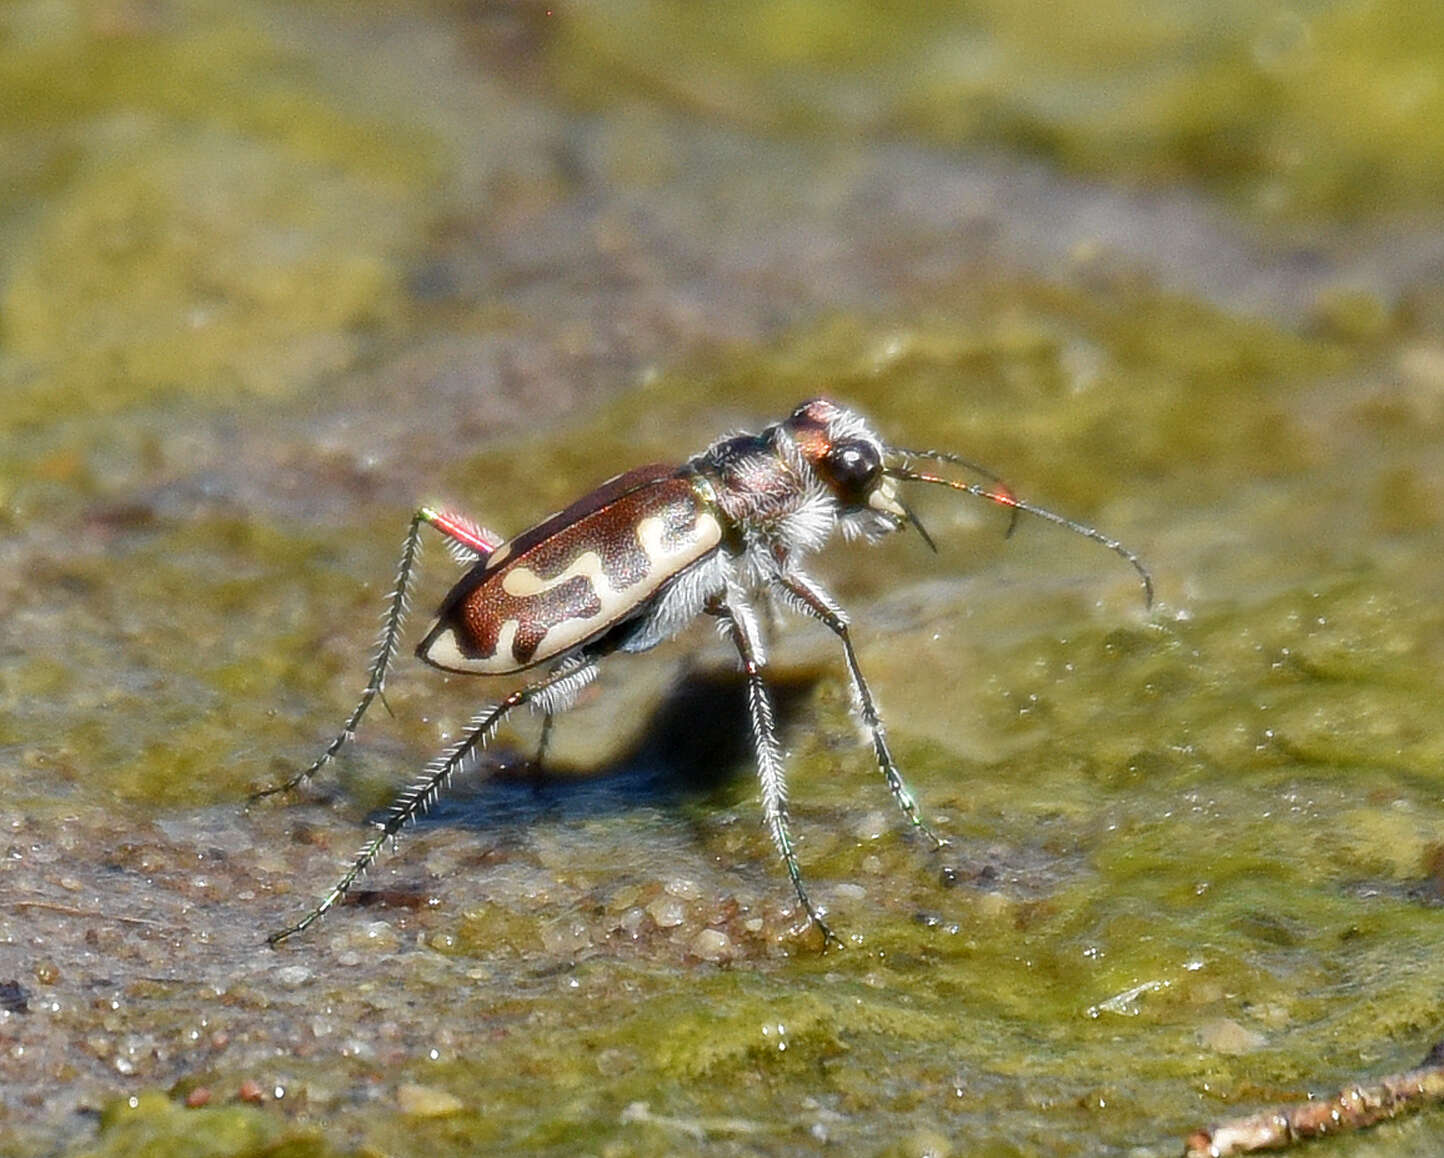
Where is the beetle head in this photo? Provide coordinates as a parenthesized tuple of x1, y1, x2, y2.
(783, 399, 910, 538)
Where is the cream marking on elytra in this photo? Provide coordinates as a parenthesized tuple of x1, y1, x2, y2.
(500, 511, 722, 603)
(419, 511, 724, 674)
(421, 618, 520, 674)
(501, 550, 608, 598)
(419, 626, 467, 670)
(641, 511, 723, 573)
(495, 619, 520, 663)
(520, 511, 724, 659)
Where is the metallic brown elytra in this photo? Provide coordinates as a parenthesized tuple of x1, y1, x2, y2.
(258, 398, 1152, 946)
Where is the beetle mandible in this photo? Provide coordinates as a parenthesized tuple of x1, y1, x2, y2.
(258, 398, 1152, 946)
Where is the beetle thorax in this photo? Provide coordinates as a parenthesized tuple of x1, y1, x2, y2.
(691, 400, 906, 564)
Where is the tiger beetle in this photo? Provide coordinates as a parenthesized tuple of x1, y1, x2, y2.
(258, 398, 1152, 947)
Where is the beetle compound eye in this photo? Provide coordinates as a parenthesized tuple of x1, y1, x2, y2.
(825, 440, 882, 497)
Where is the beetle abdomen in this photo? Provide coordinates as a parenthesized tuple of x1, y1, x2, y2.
(417, 469, 723, 674)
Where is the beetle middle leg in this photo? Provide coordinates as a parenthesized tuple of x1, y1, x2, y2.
(525, 651, 603, 773)
(519, 654, 604, 778)
(252, 506, 499, 801)
(709, 594, 842, 949)
(533, 711, 556, 770)
(267, 657, 598, 944)
(773, 571, 948, 851)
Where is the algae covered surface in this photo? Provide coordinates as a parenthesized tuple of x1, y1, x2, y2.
(4, 2, 1444, 1156)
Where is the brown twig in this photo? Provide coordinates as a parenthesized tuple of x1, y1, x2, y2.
(1184, 1041, 1444, 1156)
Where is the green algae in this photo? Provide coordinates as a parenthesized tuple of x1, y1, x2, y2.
(3, 136, 411, 421)
(551, 0, 1444, 221)
(9, 270, 1444, 1154)
(435, 279, 1351, 543)
(4, 4, 1444, 1157)
(0, 0, 438, 438)
(81, 1092, 324, 1158)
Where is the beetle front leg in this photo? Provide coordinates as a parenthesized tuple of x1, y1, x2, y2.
(772, 571, 948, 851)
(709, 595, 841, 950)
(267, 658, 596, 944)
(252, 506, 500, 801)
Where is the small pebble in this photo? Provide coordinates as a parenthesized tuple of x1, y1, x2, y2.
(397, 1082, 463, 1117)
(1197, 1018, 1267, 1056)
(895, 1126, 951, 1158)
(689, 928, 734, 962)
(540, 917, 591, 955)
(274, 965, 311, 989)
(646, 896, 686, 928)
(618, 907, 647, 938)
(0, 980, 31, 1014)
(664, 877, 702, 900)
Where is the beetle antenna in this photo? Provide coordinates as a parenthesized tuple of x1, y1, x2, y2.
(892, 447, 1021, 536)
(884, 466, 1153, 608)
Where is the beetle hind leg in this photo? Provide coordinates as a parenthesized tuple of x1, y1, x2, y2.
(251, 509, 429, 801)
(252, 506, 501, 802)
(267, 658, 596, 944)
(525, 655, 599, 772)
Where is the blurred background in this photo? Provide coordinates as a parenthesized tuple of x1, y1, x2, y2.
(3, 3, 1444, 1156)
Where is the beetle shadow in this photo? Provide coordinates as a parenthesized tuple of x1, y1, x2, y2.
(410, 666, 821, 832)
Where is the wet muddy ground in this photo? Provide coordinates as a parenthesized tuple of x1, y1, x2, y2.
(3, 3, 1444, 1156)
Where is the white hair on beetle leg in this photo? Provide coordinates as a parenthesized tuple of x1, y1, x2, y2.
(388, 701, 498, 836)
(777, 490, 838, 555)
(773, 565, 849, 626)
(725, 582, 768, 668)
(837, 507, 902, 542)
(528, 657, 599, 716)
(771, 569, 872, 736)
(444, 537, 483, 567)
(728, 596, 787, 821)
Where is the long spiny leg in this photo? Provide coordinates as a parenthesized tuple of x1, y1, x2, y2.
(774, 571, 948, 851)
(267, 660, 593, 945)
(252, 506, 498, 801)
(710, 595, 841, 949)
